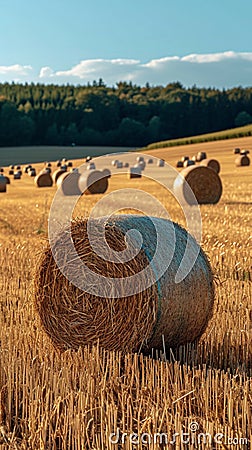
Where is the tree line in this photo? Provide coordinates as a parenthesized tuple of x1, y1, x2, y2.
(0, 80, 252, 147)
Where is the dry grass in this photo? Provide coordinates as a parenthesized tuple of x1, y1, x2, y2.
(0, 137, 251, 448)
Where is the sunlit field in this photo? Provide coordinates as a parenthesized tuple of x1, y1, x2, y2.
(0, 136, 251, 449)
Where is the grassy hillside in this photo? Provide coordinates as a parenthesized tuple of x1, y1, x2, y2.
(146, 123, 252, 150)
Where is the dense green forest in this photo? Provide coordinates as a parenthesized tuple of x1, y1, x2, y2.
(0, 80, 252, 147)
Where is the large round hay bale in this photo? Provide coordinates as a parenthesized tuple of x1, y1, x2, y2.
(183, 159, 195, 168)
(200, 158, 221, 174)
(35, 172, 53, 187)
(52, 168, 67, 184)
(235, 155, 250, 167)
(128, 167, 142, 178)
(0, 175, 7, 192)
(174, 166, 222, 205)
(34, 215, 215, 353)
(79, 170, 108, 194)
(56, 171, 81, 196)
(196, 151, 207, 162)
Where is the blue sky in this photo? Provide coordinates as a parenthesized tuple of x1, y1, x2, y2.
(1, 0, 252, 87)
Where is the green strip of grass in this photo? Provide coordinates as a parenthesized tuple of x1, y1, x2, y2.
(145, 124, 252, 150)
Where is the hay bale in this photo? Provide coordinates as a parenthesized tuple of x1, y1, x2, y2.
(44, 167, 52, 174)
(111, 159, 119, 167)
(13, 172, 21, 180)
(196, 151, 207, 162)
(157, 159, 165, 167)
(16, 165, 21, 170)
(79, 170, 108, 194)
(86, 156, 92, 162)
(62, 158, 68, 163)
(24, 165, 32, 173)
(0, 175, 7, 192)
(233, 147, 240, 154)
(136, 156, 144, 163)
(176, 161, 183, 168)
(240, 149, 250, 155)
(128, 167, 142, 178)
(34, 215, 214, 353)
(9, 165, 14, 170)
(87, 162, 96, 170)
(183, 160, 195, 168)
(174, 166, 222, 205)
(28, 168, 36, 177)
(56, 160, 61, 167)
(191, 155, 197, 162)
(123, 162, 129, 168)
(56, 172, 81, 196)
(4, 176, 10, 185)
(35, 172, 53, 187)
(200, 158, 221, 174)
(115, 161, 123, 168)
(235, 155, 250, 166)
(61, 164, 68, 171)
(52, 168, 67, 184)
(147, 158, 153, 164)
(0, 168, 4, 173)
(138, 160, 146, 170)
(67, 161, 73, 167)
(102, 169, 111, 179)
(8, 170, 14, 175)
(45, 162, 52, 167)
(181, 156, 189, 163)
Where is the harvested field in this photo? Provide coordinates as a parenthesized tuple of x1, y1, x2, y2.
(0, 137, 251, 448)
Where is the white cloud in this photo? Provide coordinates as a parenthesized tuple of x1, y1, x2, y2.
(2, 52, 252, 87)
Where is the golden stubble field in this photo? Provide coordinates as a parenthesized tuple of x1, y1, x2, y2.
(0, 137, 251, 449)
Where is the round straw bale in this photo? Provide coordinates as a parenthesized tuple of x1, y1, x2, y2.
(67, 161, 73, 167)
(61, 164, 68, 171)
(181, 156, 189, 163)
(9, 165, 14, 170)
(86, 156, 92, 162)
(0, 168, 4, 173)
(233, 147, 240, 154)
(62, 158, 67, 163)
(102, 168, 111, 179)
(196, 151, 207, 162)
(79, 170, 108, 194)
(28, 168, 36, 177)
(17, 170, 22, 176)
(200, 158, 221, 174)
(24, 165, 32, 173)
(240, 149, 250, 155)
(191, 155, 197, 162)
(147, 158, 153, 164)
(183, 160, 195, 168)
(56, 171, 81, 196)
(87, 162, 96, 170)
(34, 172, 53, 187)
(136, 156, 144, 163)
(4, 176, 10, 185)
(13, 172, 21, 180)
(115, 161, 123, 168)
(128, 167, 142, 178)
(16, 165, 21, 170)
(34, 215, 215, 353)
(157, 159, 165, 167)
(9, 169, 14, 175)
(56, 160, 61, 167)
(111, 159, 119, 167)
(44, 167, 52, 174)
(123, 162, 129, 168)
(0, 175, 7, 192)
(137, 160, 146, 170)
(52, 168, 67, 184)
(176, 161, 183, 168)
(235, 155, 250, 166)
(174, 166, 222, 205)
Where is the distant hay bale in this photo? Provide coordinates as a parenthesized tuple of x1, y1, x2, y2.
(235, 155, 250, 167)
(102, 168, 111, 179)
(61, 164, 68, 171)
(176, 161, 183, 168)
(62, 158, 68, 163)
(138, 160, 146, 170)
(115, 161, 123, 168)
(28, 168, 36, 177)
(191, 155, 197, 162)
(174, 166, 222, 205)
(56, 172, 81, 196)
(157, 159, 165, 167)
(111, 159, 119, 167)
(200, 158, 221, 174)
(8, 170, 14, 175)
(17, 170, 22, 176)
(183, 160, 195, 168)
(181, 156, 189, 163)
(24, 165, 32, 173)
(56, 160, 61, 167)
(196, 151, 207, 162)
(128, 167, 142, 178)
(9, 165, 14, 170)
(34, 215, 215, 353)
(16, 165, 21, 170)
(44, 162, 52, 167)
(87, 162, 96, 170)
(52, 168, 67, 184)
(13, 172, 21, 180)
(0, 168, 4, 173)
(136, 156, 144, 163)
(123, 162, 129, 168)
(44, 167, 52, 174)
(240, 149, 250, 155)
(79, 170, 108, 194)
(147, 158, 153, 164)
(233, 147, 240, 154)
(86, 156, 92, 162)
(0, 175, 7, 192)
(4, 176, 10, 185)
(35, 172, 53, 187)
(67, 161, 73, 167)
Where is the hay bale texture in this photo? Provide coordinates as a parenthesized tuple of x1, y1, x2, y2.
(35, 172, 53, 187)
(79, 170, 109, 194)
(235, 155, 250, 167)
(174, 166, 222, 205)
(52, 168, 67, 184)
(34, 215, 215, 353)
(200, 158, 221, 174)
(56, 171, 81, 196)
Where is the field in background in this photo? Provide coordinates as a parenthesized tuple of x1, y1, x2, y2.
(146, 123, 252, 149)
(0, 137, 251, 448)
(0, 146, 134, 167)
